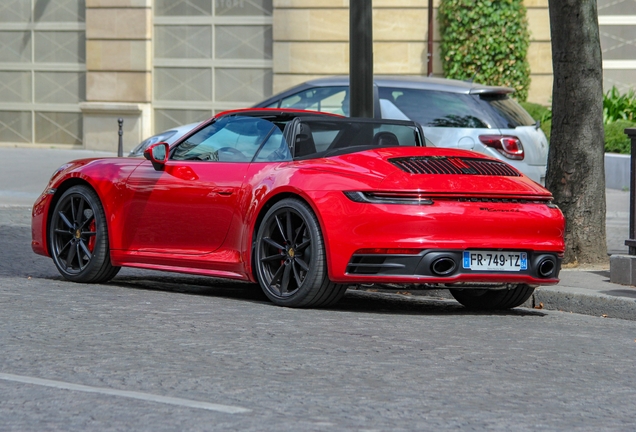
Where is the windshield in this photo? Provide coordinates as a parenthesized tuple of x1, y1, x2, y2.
(291, 118, 422, 160)
(378, 87, 535, 129)
(172, 116, 291, 162)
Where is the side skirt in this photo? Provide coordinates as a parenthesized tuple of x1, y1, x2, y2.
(110, 249, 251, 281)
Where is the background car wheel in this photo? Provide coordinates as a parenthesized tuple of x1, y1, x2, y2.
(449, 284, 535, 310)
(255, 198, 347, 308)
(49, 185, 120, 283)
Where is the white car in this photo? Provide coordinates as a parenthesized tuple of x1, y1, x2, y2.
(128, 122, 201, 157)
(255, 76, 549, 185)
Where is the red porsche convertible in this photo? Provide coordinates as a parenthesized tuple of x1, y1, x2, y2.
(32, 109, 564, 309)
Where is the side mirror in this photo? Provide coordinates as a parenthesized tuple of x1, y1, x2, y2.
(144, 142, 169, 171)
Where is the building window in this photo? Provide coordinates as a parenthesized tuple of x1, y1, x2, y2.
(598, 0, 636, 93)
(0, 0, 85, 145)
(153, 0, 273, 133)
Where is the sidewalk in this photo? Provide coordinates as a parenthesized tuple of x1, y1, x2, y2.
(1, 147, 634, 320)
(533, 268, 636, 321)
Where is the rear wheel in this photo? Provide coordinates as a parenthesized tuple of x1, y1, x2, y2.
(49, 185, 120, 283)
(254, 198, 347, 307)
(449, 284, 535, 310)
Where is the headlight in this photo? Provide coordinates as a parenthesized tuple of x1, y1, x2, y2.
(50, 163, 73, 181)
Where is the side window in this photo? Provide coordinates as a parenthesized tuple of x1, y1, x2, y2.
(280, 87, 349, 115)
(253, 128, 292, 162)
(280, 93, 302, 108)
(172, 116, 277, 162)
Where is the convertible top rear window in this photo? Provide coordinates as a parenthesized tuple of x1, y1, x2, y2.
(291, 118, 422, 160)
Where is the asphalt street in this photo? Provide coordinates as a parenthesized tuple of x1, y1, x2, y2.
(1, 210, 636, 431)
(1, 147, 636, 430)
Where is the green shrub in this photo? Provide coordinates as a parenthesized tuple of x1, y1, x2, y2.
(604, 120, 635, 154)
(603, 86, 636, 124)
(438, 0, 531, 101)
(518, 91, 635, 154)
(520, 101, 551, 139)
(601, 87, 636, 154)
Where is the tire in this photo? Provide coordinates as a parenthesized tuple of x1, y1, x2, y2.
(449, 284, 535, 310)
(49, 185, 120, 283)
(254, 198, 347, 308)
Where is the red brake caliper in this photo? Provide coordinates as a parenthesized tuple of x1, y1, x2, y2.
(87, 220, 96, 252)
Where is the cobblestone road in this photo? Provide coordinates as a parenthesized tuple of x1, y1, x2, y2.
(2, 206, 636, 431)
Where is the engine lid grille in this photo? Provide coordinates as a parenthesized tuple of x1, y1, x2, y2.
(389, 156, 520, 177)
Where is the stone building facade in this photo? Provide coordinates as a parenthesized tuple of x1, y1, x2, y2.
(0, 0, 634, 151)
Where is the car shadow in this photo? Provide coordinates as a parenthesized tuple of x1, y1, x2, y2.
(101, 272, 546, 318)
(332, 289, 547, 317)
(111, 273, 269, 302)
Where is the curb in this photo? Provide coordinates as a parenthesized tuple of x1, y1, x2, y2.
(365, 283, 636, 321)
(531, 286, 636, 321)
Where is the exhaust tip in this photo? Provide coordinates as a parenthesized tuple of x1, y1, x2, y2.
(538, 258, 556, 278)
(431, 257, 457, 276)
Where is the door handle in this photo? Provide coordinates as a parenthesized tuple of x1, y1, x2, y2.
(210, 187, 233, 196)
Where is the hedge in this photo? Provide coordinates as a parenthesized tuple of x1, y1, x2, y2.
(438, 0, 531, 101)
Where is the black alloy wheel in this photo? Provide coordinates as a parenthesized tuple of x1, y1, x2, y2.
(449, 284, 535, 310)
(255, 198, 347, 308)
(49, 185, 120, 283)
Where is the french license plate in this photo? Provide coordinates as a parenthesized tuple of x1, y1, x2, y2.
(462, 251, 527, 271)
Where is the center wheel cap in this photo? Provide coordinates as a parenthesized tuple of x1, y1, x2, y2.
(288, 248, 295, 258)
(75, 229, 81, 239)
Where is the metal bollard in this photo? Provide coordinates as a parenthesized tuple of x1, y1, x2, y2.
(117, 118, 124, 157)
(624, 128, 636, 255)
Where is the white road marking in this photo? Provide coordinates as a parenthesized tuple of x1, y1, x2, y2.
(0, 372, 250, 414)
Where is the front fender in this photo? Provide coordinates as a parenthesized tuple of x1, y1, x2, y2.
(33, 158, 144, 256)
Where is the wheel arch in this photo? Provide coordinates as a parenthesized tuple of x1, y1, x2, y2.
(46, 178, 103, 256)
(248, 191, 327, 281)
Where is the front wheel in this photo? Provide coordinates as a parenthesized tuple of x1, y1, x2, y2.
(254, 198, 347, 308)
(49, 185, 120, 283)
(449, 284, 535, 310)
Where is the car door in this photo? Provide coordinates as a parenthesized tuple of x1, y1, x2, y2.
(120, 116, 274, 255)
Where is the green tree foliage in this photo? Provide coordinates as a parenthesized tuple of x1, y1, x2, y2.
(438, 0, 531, 101)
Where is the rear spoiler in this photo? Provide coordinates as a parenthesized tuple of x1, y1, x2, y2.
(469, 86, 515, 95)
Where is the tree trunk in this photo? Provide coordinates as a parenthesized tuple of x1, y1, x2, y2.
(547, 0, 607, 265)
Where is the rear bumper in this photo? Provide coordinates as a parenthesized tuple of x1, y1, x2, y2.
(345, 249, 561, 285)
(310, 190, 565, 285)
